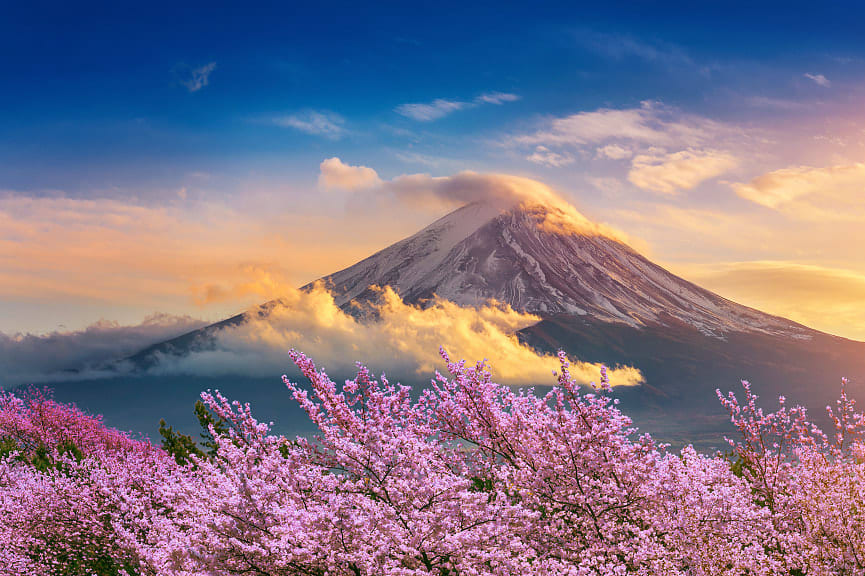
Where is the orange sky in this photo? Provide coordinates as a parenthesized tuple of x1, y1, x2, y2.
(6, 98, 865, 343)
(5, 150, 865, 343)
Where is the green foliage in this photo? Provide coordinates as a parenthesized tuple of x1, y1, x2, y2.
(469, 476, 495, 493)
(1, 439, 85, 473)
(193, 399, 229, 456)
(158, 399, 230, 465)
(34, 542, 139, 576)
(158, 419, 204, 466)
(0, 437, 18, 461)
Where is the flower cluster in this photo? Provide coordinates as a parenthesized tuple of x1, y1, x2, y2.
(2, 350, 864, 575)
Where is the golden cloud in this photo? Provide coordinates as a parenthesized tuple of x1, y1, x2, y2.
(318, 157, 382, 191)
(0, 193, 415, 325)
(732, 163, 865, 220)
(628, 149, 737, 194)
(677, 261, 865, 341)
(318, 161, 633, 243)
(159, 283, 644, 388)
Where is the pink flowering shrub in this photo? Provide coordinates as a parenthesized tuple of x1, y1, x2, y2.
(0, 389, 172, 575)
(719, 379, 865, 574)
(1, 349, 864, 575)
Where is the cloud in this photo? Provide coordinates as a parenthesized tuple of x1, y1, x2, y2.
(596, 144, 633, 160)
(732, 162, 865, 220)
(512, 102, 730, 149)
(155, 283, 643, 387)
(318, 157, 382, 191)
(744, 96, 810, 111)
(396, 92, 520, 121)
(628, 149, 737, 194)
(2, 160, 642, 335)
(526, 146, 574, 167)
(393, 151, 448, 168)
(509, 102, 741, 193)
(179, 62, 217, 92)
(682, 261, 865, 341)
(474, 92, 520, 105)
(804, 73, 831, 87)
(0, 192, 422, 325)
(0, 314, 206, 387)
(396, 99, 467, 121)
(576, 30, 698, 70)
(273, 111, 346, 139)
(316, 162, 632, 242)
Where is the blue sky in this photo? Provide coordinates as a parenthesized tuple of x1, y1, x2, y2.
(4, 0, 863, 192)
(5, 0, 865, 343)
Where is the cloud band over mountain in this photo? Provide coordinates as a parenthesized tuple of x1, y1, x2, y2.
(151, 283, 644, 388)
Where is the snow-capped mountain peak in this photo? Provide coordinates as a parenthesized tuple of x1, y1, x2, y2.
(317, 200, 811, 340)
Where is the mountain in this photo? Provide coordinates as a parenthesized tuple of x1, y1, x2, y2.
(127, 199, 865, 448)
(318, 201, 809, 339)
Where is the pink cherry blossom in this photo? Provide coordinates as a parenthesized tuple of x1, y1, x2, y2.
(1, 351, 864, 575)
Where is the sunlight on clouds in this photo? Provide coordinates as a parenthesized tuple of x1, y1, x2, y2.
(512, 102, 731, 148)
(0, 164, 639, 334)
(733, 163, 865, 220)
(509, 102, 740, 192)
(596, 144, 633, 160)
(0, 192, 411, 328)
(680, 261, 865, 341)
(158, 283, 644, 387)
(317, 159, 633, 243)
(527, 146, 575, 167)
(628, 149, 737, 194)
(318, 157, 382, 191)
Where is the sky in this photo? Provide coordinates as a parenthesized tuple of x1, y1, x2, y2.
(4, 0, 865, 353)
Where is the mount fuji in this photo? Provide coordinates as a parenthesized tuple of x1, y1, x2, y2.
(119, 196, 865, 447)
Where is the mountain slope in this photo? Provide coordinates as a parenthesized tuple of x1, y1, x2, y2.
(123, 198, 865, 449)
(318, 201, 810, 339)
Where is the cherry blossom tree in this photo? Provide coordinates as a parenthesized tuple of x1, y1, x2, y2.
(2, 350, 865, 575)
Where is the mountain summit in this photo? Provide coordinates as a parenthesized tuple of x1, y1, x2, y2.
(128, 194, 865, 448)
(319, 200, 808, 339)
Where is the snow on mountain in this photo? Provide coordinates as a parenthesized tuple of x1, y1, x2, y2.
(317, 200, 812, 340)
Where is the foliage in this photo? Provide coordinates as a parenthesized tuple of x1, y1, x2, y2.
(158, 399, 228, 465)
(1, 352, 865, 575)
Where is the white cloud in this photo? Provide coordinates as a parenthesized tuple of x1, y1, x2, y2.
(0, 314, 206, 386)
(526, 146, 574, 167)
(396, 92, 520, 121)
(394, 151, 445, 168)
(804, 73, 831, 87)
(732, 162, 865, 220)
(744, 96, 809, 111)
(154, 284, 643, 387)
(180, 62, 217, 92)
(596, 144, 633, 160)
(576, 30, 697, 69)
(512, 102, 728, 148)
(273, 111, 346, 139)
(508, 102, 741, 194)
(475, 92, 521, 105)
(628, 149, 737, 194)
(588, 177, 626, 197)
(396, 99, 467, 121)
(318, 157, 382, 191)
(315, 160, 630, 241)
